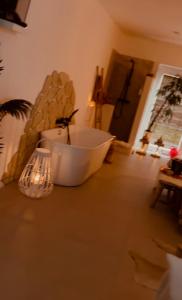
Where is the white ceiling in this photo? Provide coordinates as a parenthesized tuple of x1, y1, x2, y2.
(99, 0, 182, 44)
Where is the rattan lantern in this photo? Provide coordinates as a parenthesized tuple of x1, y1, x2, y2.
(18, 148, 53, 198)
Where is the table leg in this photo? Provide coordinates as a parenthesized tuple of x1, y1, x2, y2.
(150, 183, 163, 208)
(178, 191, 182, 229)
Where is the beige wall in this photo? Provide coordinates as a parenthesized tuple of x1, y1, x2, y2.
(122, 34, 182, 67)
(2, 0, 182, 180)
(0, 0, 125, 179)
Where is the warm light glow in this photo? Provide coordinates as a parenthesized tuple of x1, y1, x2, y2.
(88, 101, 95, 107)
(33, 173, 41, 184)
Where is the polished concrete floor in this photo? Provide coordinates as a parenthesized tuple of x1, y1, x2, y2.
(0, 153, 181, 300)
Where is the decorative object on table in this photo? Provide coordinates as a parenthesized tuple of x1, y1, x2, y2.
(167, 147, 179, 172)
(18, 147, 53, 198)
(138, 75, 182, 155)
(171, 158, 182, 176)
(56, 109, 79, 145)
(151, 136, 164, 158)
(0, 59, 32, 152)
(136, 130, 151, 155)
(167, 147, 179, 168)
(170, 147, 179, 159)
(160, 167, 174, 176)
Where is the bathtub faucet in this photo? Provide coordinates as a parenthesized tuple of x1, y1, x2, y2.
(55, 109, 79, 144)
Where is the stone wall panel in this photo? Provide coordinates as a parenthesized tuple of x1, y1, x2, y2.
(2, 71, 75, 183)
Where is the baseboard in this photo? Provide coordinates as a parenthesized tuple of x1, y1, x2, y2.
(113, 140, 132, 155)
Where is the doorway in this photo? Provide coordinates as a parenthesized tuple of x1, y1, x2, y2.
(105, 51, 154, 142)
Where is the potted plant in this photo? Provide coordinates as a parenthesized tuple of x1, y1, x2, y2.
(148, 75, 182, 131)
(0, 59, 33, 152)
(137, 75, 182, 155)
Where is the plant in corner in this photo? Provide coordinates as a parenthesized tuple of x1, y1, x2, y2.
(56, 109, 79, 145)
(137, 75, 182, 155)
(147, 75, 182, 132)
(0, 59, 33, 152)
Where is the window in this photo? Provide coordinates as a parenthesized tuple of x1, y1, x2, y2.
(150, 74, 182, 148)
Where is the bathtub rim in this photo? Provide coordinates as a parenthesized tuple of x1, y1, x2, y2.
(41, 126, 115, 151)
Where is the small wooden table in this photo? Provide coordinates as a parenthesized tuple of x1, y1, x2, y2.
(151, 169, 182, 226)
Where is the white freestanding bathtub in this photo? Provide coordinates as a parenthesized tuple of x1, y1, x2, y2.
(41, 125, 114, 186)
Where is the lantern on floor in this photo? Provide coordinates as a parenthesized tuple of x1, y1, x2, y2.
(18, 148, 53, 198)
